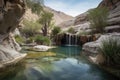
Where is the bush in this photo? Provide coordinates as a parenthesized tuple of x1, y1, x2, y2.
(26, 37, 35, 43)
(99, 38, 120, 65)
(67, 27, 75, 34)
(22, 20, 41, 37)
(35, 35, 50, 45)
(15, 35, 24, 44)
(88, 7, 108, 33)
(26, 0, 43, 14)
(52, 26, 61, 36)
(78, 30, 90, 36)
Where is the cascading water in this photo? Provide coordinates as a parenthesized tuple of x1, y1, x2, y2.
(75, 35, 78, 45)
(63, 33, 79, 46)
(69, 34, 71, 45)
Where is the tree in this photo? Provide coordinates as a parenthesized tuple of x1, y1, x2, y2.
(22, 20, 41, 37)
(52, 26, 61, 37)
(67, 27, 75, 34)
(39, 11, 54, 36)
(26, 0, 43, 14)
(88, 7, 108, 33)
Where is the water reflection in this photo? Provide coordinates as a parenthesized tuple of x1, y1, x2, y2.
(0, 46, 119, 80)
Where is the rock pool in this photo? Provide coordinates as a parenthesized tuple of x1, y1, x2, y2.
(0, 46, 119, 80)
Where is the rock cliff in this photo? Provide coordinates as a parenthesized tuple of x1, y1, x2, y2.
(74, 0, 120, 33)
(82, 0, 120, 66)
(0, 0, 26, 68)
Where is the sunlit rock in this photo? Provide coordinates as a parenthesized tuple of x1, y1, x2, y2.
(33, 45, 53, 52)
(0, 0, 26, 68)
(82, 33, 120, 55)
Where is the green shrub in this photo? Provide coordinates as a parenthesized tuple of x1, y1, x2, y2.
(99, 38, 120, 65)
(88, 7, 108, 33)
(15, 35, 24, 44)
(26, 0, 43, 14)
(78, 30, 90, 36)
(26, 37, 35, 43)
(52, 26, 61, 36)
(67, 27, 75, 34)
(35, 35, 50, 45)
(22, 20, 41, 37)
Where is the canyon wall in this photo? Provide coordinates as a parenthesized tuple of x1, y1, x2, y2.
(0, 0, 26, 68)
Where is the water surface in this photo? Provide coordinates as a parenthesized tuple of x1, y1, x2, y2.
(0, 46, 119, 80)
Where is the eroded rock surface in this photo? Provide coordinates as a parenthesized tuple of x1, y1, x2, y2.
(82, 33, 120, 56)
(0, 0, 26, 68)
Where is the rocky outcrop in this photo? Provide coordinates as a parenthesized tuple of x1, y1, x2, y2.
(74, 11, 89, 25)
(0, 0, 26, 68)
(99, 0, 120, 33)
(82, 33, 120, 56)
(98, 0, 119, 10)
(57, 19, 74, 30)
(32, 45, 54, 52)
(74, 0, 120, 33)
(23, 8, 39, 21)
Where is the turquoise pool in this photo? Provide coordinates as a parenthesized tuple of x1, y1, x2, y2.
(0, 46, 119, 80)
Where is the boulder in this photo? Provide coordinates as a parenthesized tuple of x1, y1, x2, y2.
(33, 45, 53, 52)
(82, 33, 120, 56)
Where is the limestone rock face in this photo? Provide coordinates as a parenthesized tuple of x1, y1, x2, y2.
(0, 0, 26, 68)
(74, 11, 89, 26)
(99, 0, 120, 32)
(23, 8, 39, 22)
(57, 19, 74, 30)
(74, 0, 120, 33)
(82, 33, 120, 56)
(98, 0, 119, 9)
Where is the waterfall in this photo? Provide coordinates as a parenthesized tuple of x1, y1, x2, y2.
(69, 34, 71, 45)
(75, 35, 78, 45)
(63, 33, 79, 46)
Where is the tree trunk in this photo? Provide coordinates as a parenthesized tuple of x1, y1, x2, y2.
(42, 24, 47, 36)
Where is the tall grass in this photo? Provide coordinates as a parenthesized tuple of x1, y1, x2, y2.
(99, 37, 120, 65)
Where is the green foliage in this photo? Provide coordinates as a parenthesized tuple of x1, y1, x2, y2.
(35, 35, 50, 45)
(39, 11, 54, 25)
(26, 0, 43, 14)
(22, 20, 41, 37)
(67, 27, 75, 34)
(78, 30, 90, 36)
(99, 38, 120, 65)
(39, 11, 54, 36)
(52, 26, 61, 36)
(26, 37, 35, 43)
(15, 35, 24, 44)
(88, 7, 108, 33)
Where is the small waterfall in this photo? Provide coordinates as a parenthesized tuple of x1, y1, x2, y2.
(75, 35, 78, 45)
(69, 34, 71, 45)
(63, 33, 79, 46)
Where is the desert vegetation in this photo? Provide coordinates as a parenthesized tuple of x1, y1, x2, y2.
(51, 26, 61, 37)
(88, 7, 108, 33)
(67, 27, 76, 34)
(99, 37, 120, 65)
(22, 20, 41, 37)
(26, 0, 44, 14)
(39, 11, 54, 36)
